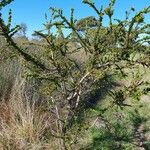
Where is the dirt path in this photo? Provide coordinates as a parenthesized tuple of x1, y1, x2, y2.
(134, 124, 149, 150)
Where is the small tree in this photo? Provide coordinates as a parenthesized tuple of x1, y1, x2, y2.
(19, 22, 27, 37)
(0, 0, 150, 149)
(76, 16, 98, 31)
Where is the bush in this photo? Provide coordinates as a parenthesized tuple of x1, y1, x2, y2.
(0, 0, 150, 149)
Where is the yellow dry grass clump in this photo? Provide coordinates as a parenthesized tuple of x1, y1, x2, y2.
(0, 73, 59, 150)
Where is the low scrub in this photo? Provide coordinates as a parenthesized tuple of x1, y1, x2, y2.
(0, 0, 150, 149)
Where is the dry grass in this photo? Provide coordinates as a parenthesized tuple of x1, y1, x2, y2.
(0, 73, 59, 150)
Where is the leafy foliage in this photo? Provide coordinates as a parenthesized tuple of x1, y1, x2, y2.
(0, 0, 150, 149)
(76, 16, 98, 31)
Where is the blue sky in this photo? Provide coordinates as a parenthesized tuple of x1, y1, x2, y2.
(1, 0, 150, 37)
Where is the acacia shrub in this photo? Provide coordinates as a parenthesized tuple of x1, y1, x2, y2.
(0, 0, 150, 149)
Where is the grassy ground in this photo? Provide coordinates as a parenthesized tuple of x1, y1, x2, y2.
(0, 39, 150, 149)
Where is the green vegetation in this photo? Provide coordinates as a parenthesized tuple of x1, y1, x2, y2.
(0, 0, 150, 149)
